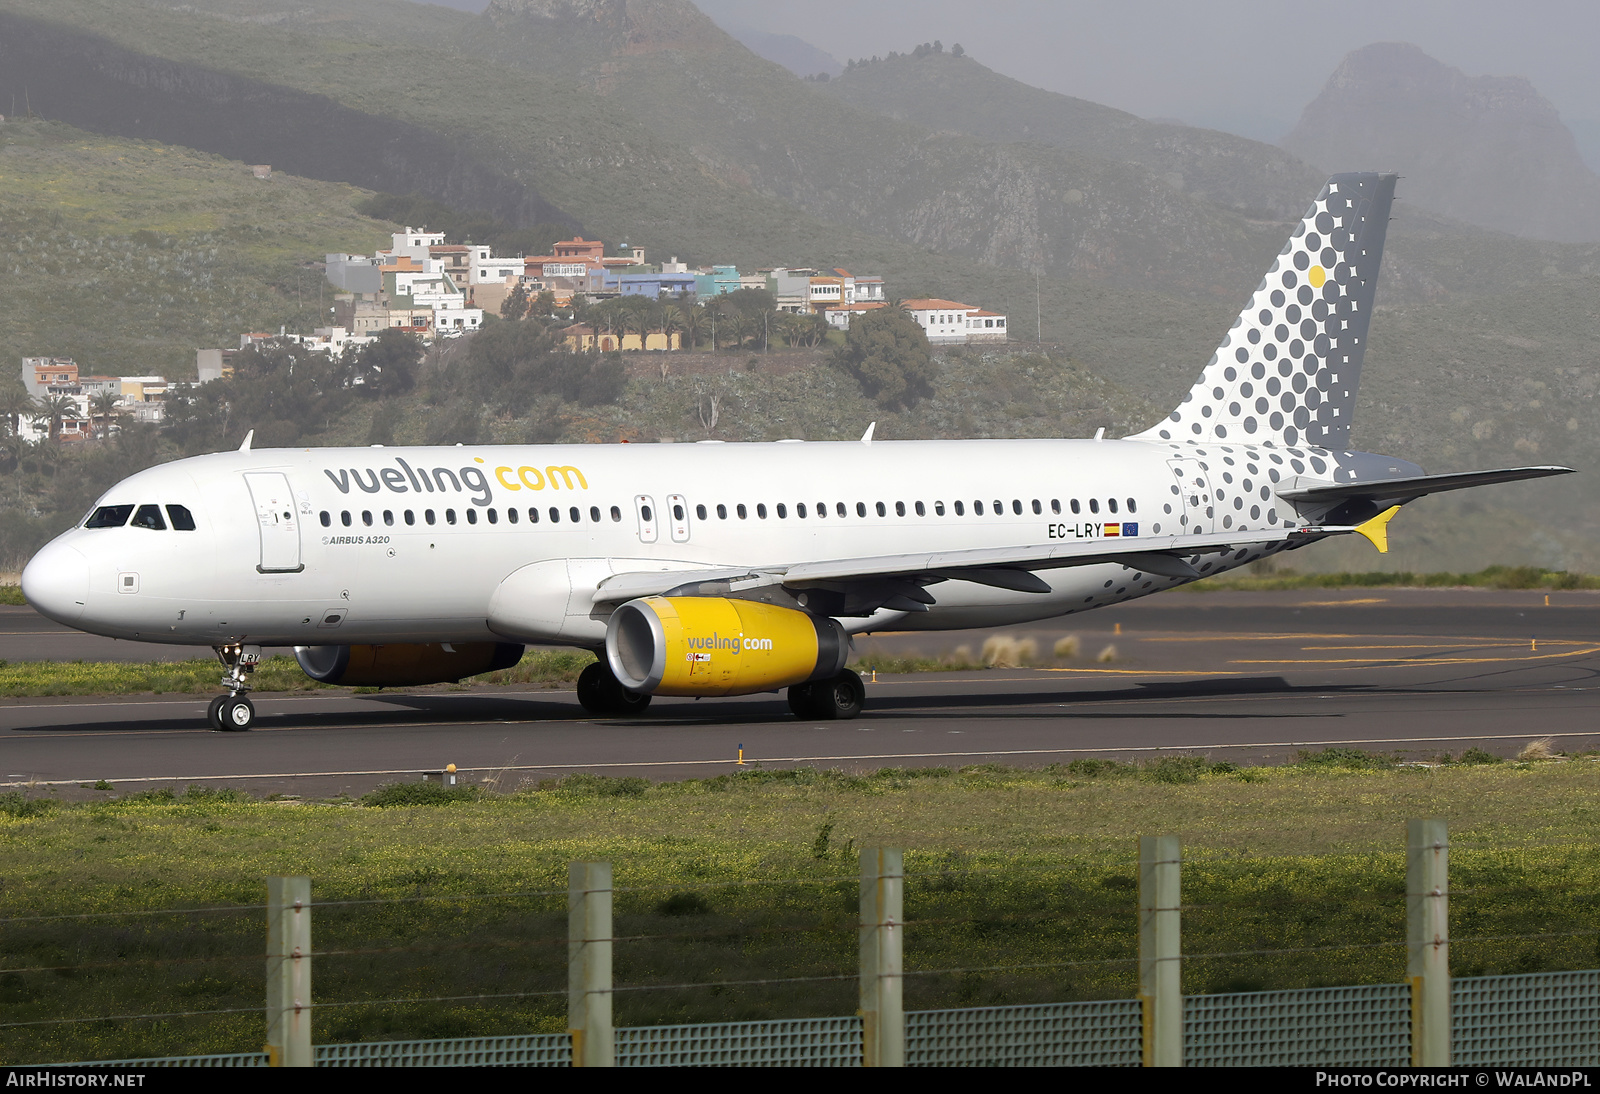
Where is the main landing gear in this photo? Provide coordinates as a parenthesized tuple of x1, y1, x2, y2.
(577, 660, 653, 717)
(207, 644, 262, 732)
(787, 670, 866, 721)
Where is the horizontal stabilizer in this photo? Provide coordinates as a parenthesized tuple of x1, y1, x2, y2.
(1281, 465, 1574, 504)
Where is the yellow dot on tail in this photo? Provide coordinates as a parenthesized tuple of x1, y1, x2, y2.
(1308, 265, 1327, 288)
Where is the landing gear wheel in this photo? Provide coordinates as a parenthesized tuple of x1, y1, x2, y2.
(577, 662, 652, 716)
(219, 696, 255, 732)
(812, 671, 866, 721)
(787, 683, 821, 720)
(206, 695, 228, 731)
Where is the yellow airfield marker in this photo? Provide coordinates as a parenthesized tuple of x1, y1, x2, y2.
(736, 744, 747, 766)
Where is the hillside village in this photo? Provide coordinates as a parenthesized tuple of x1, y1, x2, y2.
(13, 223, 1008, 444)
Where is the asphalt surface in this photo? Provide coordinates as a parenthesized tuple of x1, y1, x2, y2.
(3, 588, 1597, 798)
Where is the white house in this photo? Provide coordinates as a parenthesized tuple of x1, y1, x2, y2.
(901, 299, 1008, 345)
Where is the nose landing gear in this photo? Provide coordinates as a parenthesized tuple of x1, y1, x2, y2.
(207, 644, 261, 731)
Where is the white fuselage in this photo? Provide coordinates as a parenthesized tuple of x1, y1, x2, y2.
(22, 437, 1350, 650)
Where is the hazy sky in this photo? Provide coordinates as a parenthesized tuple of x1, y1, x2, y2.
(422, 1, 1600, 144)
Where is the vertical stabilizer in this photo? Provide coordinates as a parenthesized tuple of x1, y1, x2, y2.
(1133, 172, 1397, 449)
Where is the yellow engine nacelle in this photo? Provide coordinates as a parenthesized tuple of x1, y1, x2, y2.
(606, 597, 849, 698)
(293, 642, 525, 687)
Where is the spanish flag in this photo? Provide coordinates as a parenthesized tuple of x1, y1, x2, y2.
(1104, 523, 1121, 537)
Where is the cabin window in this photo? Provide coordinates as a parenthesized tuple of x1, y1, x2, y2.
(383, 510, 394, 526)
(875, 502, 887, 517)
(507, 508, 518, 524)
(446, 509, 457, 525)
(640, 504, 652, 523)
(590, 506, 601, 523)
(405, 510, 416, 526)
(426, 510, 436, 525)
(85, 505, 134, 528)
(1051, 499, 1061, 515)
(1071, 499, 1081, 514)
(737, 504, 747, 519)
(612, 506, 623, 522)
(342, 511, 353, 527)
(1012, 500, 1023, 515)
(319, 511, 331, 527)
(974, 501, 984, 515)
(487, 509, 498, 525)
(895, 501, 906, 516)
(994, 500, 1004, 515)
(796, 503, 808, 518)
(696, 504, 708, 521)
(717, 504, 728, 519)
(777, 503, 788, 519)
(934, 501, 945, 516)
(1031, 500, 1042, 515)
(527, 508, 539, 524)
(131, 504, 166, 531)
(672, 503, 684, 521)
(570, 507, 581, 523)
(362, 511, 373, 526)
(837, 502, 847, 517)
(466, 509, 478, 525)
(915, 501, 925, 516)
(167, 505, 197, 531)
(1108, 498, 1119, 514)
(954, 500, 964, 515)
(1089, 499, 1100, 514)
(757, 503, 768, 519)
(1127, 498, 1137, 513)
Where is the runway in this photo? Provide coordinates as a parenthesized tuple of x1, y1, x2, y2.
(2, 588, 1596, 798)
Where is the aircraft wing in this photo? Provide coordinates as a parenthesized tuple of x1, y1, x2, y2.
(593, 524, 1344, 606)
(1280, 465, 1574, 505)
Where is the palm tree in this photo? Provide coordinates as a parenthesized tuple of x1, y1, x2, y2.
(34, 393, 77, 444)
(681, 304, 707, 351)
(659, 304, 684, 350)
(0, 384, 31, 438)
(723, 311, 750, 351)
(89, 391, 122, 441)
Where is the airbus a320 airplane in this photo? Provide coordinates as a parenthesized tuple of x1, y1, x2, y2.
(21, 173, 1573, 730)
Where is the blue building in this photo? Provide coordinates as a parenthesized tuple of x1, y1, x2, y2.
(603, 270, 700, 297)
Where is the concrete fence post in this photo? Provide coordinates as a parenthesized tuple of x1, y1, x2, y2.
(1407, 819, 1450, 1066)
(265, 876, 312, 1068)
(568, 861, 615, 1067)
(859, 846, 904, 1067)
(1139, 835, 1182, 1067)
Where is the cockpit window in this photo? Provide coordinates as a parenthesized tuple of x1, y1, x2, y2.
(85, 505, 134, 528)
(166, 505, 197, 531)
(130, 504, 167, 531)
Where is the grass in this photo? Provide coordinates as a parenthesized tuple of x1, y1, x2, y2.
(0, 756, 1597, 1063)
(0, 649, 591, 698)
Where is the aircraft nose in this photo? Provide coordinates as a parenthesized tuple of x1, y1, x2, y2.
(21, 541, 88, 625)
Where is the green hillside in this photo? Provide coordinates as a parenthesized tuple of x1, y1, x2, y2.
(0, 118, 391, 377)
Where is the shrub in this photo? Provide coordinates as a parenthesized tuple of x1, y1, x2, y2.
(362, 781, 480, 807)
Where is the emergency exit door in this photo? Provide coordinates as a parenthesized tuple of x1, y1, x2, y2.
(245, 472, 304, 573)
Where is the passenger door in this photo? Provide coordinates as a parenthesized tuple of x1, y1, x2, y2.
(244, 471, 304, 573)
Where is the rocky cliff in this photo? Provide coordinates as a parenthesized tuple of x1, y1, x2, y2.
(1283, 42, 1600, 243)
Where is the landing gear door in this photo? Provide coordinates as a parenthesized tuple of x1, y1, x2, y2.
(244, 472, 304, 573)
(1166, 459, 1215, 536)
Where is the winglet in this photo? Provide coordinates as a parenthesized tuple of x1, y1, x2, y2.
(238, 429, 254, 452)
(1354, 505, 1401, 553)
(860, 422, 875, 445)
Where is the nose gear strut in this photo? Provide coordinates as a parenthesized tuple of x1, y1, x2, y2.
(207, 643, 261, 731)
